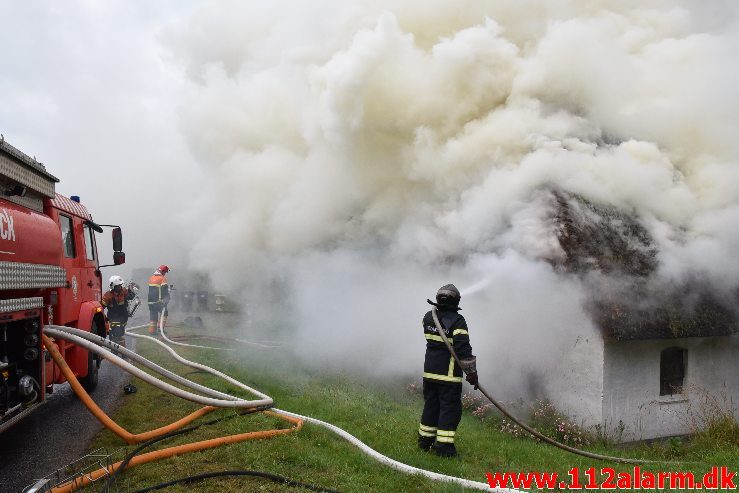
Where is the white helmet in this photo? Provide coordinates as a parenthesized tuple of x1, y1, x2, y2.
(109, 275, 125, 288)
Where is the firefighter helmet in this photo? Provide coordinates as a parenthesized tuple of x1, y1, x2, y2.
(109, 275, 124, 289)
(158, 265, 170, 274)
(436, 284, 461, 307)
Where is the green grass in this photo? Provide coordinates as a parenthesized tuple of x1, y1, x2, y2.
(78, 323, 739, 492)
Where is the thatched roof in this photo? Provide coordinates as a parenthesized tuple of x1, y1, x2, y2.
(551, 191, 657, 276)
(547, 190, 737, 341)
(591, 290, 738, 340)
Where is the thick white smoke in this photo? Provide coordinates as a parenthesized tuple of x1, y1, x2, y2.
(163, 1, 739, 397)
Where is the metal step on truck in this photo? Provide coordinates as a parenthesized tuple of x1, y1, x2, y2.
(0, 136, 125, 432)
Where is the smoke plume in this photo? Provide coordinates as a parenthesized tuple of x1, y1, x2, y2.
(163, 1, 739, 396)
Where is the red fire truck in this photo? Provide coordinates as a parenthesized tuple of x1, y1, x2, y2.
(0, 137, 125, 432)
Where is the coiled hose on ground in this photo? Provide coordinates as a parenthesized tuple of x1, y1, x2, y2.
(44, 326, 269, 407)
(42, 331, 305, 493)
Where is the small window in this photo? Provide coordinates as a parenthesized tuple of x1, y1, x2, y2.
(83, 224, 96, 261)
(660, 347, 686, 396)
(60, 215, 76, 258)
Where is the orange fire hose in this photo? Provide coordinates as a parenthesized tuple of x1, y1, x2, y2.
(42, 334, 217, 444)
(42, 334, 303, 492)
(51, 411, 302, 493)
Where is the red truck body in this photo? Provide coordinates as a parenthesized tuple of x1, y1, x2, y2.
(0, 138, 123, 431)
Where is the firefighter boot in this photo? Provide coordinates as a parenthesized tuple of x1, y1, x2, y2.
(433, 442, 458, 458)
(418, 435, 434, 452)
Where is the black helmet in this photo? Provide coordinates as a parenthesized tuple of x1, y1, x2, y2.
(428, 283, 460, 309)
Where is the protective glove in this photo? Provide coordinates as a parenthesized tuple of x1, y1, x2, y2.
(460, 356, 477, 374)
(465, 371, 479, 390)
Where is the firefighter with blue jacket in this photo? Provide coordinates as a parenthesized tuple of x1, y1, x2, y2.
(418, 284, 478, 457)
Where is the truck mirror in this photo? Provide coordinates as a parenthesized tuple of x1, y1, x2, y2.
(112, 227, 123, 252)
(85, 220, 104, 233)
(113, 251, 126, 265)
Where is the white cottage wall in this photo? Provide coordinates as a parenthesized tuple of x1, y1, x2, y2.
(546, 332, 604, 430)
(602, 336, 739, 442)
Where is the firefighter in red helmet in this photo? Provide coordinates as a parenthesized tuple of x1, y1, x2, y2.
(147, 265, 170, 335)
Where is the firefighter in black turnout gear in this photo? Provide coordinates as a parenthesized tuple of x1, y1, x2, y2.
(418, 284, 478, 458)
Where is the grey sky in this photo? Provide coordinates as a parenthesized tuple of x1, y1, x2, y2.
(0, 1, 200, 275)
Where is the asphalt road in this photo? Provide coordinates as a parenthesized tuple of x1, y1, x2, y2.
(0, 340, 133, 493)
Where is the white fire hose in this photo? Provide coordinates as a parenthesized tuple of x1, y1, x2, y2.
(44, 325, 251, 402)
(43, 326, 271, 408)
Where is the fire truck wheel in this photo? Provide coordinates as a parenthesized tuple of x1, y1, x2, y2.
(79, 349, 99, 392)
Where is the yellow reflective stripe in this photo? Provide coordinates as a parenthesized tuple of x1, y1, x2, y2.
(149, 283, 166, 302)
(452, 329, 468, 336)
(447, 356, 455, 377)
(419, 430, 436, 437)
(436, 435, 455, 443)
(423, 372, 462, 383)
(424, 334, 445, 342)
(419, 424, 437, 432)
(437, 430, 456, 437)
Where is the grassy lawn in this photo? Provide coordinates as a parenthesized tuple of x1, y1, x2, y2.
(78, 321, 739, 492)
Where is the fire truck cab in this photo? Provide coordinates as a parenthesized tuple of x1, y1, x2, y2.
(0, 138, 124, 432)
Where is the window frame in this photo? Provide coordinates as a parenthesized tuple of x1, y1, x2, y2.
(59, 214, 77, 259)
(659, 346, 687, 396)
(83, 223, 96, 261)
